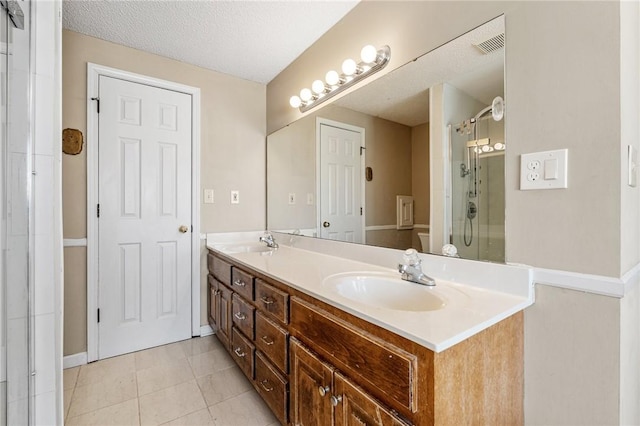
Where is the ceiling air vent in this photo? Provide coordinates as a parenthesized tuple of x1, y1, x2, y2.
(473, 33, 505, 54)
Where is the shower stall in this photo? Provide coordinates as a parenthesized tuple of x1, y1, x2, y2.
(1, 1, 33, 424)
(449, 102, 505, 262)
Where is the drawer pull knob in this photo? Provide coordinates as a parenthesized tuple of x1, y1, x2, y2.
(260, 379, 274, 392)
(330, 395, 343, 406)
(213, 289, 220, 296)
(233, 279, 246, 287)
(234, 312, 246, 321)
(260, 296, 275, 305)
(318, 385, 330, 397)
(260, 336, 274, 346)
(233, 347, 246, 358)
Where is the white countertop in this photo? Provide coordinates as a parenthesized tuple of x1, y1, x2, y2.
(206, 233, 533, 353)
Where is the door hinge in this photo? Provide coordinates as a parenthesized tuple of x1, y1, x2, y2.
(360, 207, 363, 215)
(91, 97, 100, 113)
(96, 203, 100, 218)
(97, 308, 100, 323)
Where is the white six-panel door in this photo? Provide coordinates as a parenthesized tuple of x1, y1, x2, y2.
(319, 123, 363, 243)
(97, 76, 192, 359)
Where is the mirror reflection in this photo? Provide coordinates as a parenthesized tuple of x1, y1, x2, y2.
(267, 16, 505, 262)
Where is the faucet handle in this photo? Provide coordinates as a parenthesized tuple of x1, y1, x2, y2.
(403, 248, 421, 266)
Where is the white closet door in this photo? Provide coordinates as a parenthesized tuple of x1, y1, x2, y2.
(98, 76, 192, 359)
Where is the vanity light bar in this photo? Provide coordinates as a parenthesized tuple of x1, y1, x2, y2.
(290, 45, 391, 113)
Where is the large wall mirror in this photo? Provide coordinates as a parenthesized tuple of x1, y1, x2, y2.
(267, 15, 505, 262)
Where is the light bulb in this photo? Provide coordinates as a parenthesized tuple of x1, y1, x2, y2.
(325, 70, 340, 86)
(360, 45, 378, 63)
(342, 58, 357, 76)
(482, 145, 493, 153)
(494, 142, 505, 150)
(312, 79, 326, 94)
(289, 95, 302, 108)
(300, 88, 312, 102)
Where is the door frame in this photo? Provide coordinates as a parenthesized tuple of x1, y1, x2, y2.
(315, 117, 366, 242)
(86, 63, 201, 362)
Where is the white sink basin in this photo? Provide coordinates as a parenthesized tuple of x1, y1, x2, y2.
(216, 243, 274, 254)
(322, 272, 447, 312)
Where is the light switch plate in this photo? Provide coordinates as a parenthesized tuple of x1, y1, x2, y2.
(230, 190, 239, 204)
(288, 193, 296, 205)
(204, 189, 214, 204)
(520, 149, 568, 190)
(629, 145, 637, 187)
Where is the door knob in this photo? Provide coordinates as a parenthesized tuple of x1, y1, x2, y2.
(323, 221, 330, 228)
(179, 225, 189, 233)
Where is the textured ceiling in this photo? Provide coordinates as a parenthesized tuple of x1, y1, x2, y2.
(62, 0, 359, 84)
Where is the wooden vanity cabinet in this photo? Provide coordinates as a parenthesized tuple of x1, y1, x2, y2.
(232, 293, 255, 340)
(290, 337, 407, 426)
(333, 372, 409, 426)
(207, 275, 218, 327)
(255, 351, 289, 425)
(216, 283, 233, 350)
(206, 250, 524, 426)
(290, 337, 335, 426)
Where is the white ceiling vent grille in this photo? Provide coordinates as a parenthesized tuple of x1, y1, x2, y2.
(473, 33, 505, 54)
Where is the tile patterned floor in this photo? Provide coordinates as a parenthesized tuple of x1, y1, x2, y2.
(64, 336, 278, 425)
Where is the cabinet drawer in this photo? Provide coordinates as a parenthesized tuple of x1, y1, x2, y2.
(255, 279, 289, 324)
(231, 327, 255, 380)
(231, 267, 254, 301)
(232, 294, 255, 340)
(209, 254, 232, 286)
(255, 352, 288, 425)
(290, 297, 418, 413)
(255, 311, 289, 374)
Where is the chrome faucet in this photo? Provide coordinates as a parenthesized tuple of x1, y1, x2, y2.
(398, 249, 435, 286)
(259, 232, 278, 249)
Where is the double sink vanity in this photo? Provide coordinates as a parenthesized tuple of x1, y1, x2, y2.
(206, 231, 532, 425)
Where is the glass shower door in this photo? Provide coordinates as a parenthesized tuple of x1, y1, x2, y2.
(449, 116, 505, 262)
(1, 0, 32, 424)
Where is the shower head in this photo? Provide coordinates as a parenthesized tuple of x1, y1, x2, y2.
(473, 96, 505, 122)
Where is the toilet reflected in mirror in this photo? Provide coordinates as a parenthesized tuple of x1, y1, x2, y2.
(418, 232, 430, 253)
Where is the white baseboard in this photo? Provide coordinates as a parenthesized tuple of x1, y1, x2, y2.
(200, 325, 214, 337)
(63, 352, 87, 369)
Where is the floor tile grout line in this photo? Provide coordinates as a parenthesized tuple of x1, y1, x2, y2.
(65, 397, 140, 423)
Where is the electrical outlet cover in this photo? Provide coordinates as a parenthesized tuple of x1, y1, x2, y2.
(520, 149, 568, 190)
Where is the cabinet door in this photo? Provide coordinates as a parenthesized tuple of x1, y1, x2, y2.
(217, 283, 233, 350)
(334, 372, 409, 426)
(291, 338, 334, 426)
(207, 275, 217, 327)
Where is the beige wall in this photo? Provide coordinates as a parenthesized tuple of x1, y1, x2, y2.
(63, 247, 87, 355)
(266, 2, 639, 424)
(266, 1, 623, 277)
(62, 30, 266, 355)
(411, 123, 429, 227)
(524, 285, 620, 425)
(621, 278, 640, 424)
